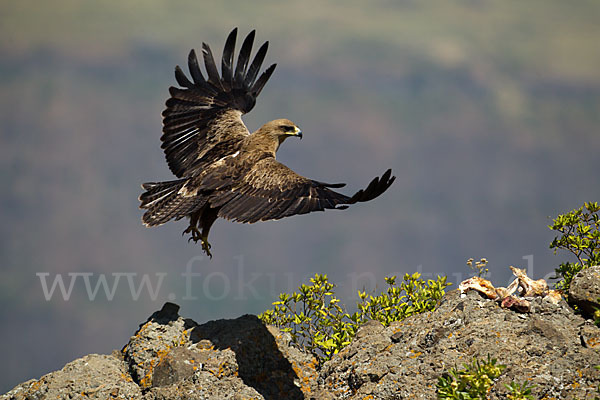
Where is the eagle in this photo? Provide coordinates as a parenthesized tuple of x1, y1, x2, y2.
(140, 28, 395, 257)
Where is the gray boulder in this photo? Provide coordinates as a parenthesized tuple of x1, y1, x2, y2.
(569, 265, 600, 316)
(2, 353, 143, 400)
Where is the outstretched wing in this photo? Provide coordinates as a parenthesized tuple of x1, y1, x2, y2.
(161, 28, 276, 177)
(208, 158, 395, 223)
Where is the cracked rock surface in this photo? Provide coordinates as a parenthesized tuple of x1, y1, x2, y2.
(4, 271, 600, 399)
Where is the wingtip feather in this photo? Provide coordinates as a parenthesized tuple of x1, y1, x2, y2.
(187, 49, 205, 84)
(174, 65, 193, 88)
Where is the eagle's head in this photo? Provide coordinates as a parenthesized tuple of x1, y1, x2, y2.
(261, 118, 303, 144)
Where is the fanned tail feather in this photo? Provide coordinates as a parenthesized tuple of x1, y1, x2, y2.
(139, 179, 205, 227)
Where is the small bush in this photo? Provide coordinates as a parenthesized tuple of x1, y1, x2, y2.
(259, 272, 450, 366)
(436, 355, 506, 399)
(437, 355, 537, 399)
(259, 274, 353, 365)
(505, 380, 535, 400)
(357, 273, 450, 327)
(549, 201, 600, 292)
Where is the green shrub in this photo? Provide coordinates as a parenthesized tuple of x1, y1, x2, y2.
(357, 273, 450, 327)
(259, 273, 352, 364)
(259, 272, 450, 366)
(436, 355, 506, 399)
(549, 201, 600, 292)
(437, 355, 538, 399)
(505, 381, 535, 400)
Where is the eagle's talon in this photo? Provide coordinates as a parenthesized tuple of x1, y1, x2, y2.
(201, 238, 213, 259)
(182, 225, 212, 257)
(183, 226, 202, 243)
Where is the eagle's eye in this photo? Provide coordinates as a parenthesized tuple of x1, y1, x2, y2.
(280, 125, 295, 133)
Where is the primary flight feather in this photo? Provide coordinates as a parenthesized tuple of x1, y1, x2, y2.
(140, 28, 395, 257)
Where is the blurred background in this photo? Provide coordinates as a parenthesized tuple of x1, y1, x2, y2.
(1, 0, 599, 392)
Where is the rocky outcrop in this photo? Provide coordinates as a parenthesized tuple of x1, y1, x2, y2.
(121, 302, 322, 399)
(4, 272, 600, 400)
(320, 289, 600, 399)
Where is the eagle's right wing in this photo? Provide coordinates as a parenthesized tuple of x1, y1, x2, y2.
(206, 158, 395, 224)
(161, 28, 276, 178)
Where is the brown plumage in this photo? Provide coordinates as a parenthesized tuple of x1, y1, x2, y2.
(140, 28, 395, 257)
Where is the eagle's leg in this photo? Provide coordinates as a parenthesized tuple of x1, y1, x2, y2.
(183, 211, 202, 243)
(199, 207, 219, 259)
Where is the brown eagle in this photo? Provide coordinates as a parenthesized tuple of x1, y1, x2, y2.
(140, 28, 395, 257)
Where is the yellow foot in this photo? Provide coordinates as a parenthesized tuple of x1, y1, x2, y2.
(201, 238, 212, 259)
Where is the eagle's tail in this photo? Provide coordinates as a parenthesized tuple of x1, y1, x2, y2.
(139, 179, 204, 227)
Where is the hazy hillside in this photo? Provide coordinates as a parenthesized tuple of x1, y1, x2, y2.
(1, 0, 599, 393)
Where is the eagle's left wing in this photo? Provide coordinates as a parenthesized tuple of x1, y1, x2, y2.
(161, 28, 276, 178)
(208, 158, 395, 223)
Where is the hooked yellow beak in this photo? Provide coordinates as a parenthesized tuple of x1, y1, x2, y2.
(294, 126, 303, 139)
